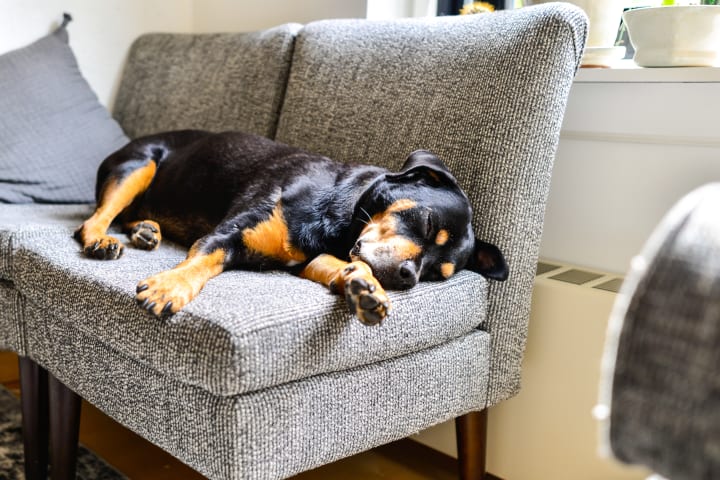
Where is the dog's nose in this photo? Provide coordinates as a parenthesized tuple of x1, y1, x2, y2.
(399, 261, 415, 279)
(397, 260, 418, 289)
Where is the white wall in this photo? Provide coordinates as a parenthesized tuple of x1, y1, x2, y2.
(2, 0, 367, 108)
(192, 0, 367, 33)
(366, 0, 437, 19)
(1, 0, 194, 109)
(541, 72, 720, 274)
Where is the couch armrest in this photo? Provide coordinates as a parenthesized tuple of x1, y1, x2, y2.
(275, 4, 588, 406)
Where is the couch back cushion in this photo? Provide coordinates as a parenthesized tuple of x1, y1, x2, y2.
(276, 5, 587, 406)
(113, 24, 301, 139)
(0, 18, 128, 204)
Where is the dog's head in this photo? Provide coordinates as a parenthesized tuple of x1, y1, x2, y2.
(351, 150, 508, 290)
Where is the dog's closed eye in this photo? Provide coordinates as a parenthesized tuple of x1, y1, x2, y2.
(424, 211, 434, 239)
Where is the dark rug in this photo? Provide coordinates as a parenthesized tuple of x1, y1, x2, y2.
(0, 385, 126, 479)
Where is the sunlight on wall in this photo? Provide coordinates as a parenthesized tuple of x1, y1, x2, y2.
(366, 0, 438, 19)
(3, 0, 368, 108)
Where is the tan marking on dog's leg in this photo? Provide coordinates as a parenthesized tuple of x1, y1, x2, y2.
(76, 161, 157, 259)
(301, 254, 391, 325)
(124, 220, 162, 250)
(135, 246, 225, 317)
(300, 254, 351, 292)
(242, 203, 306, 266)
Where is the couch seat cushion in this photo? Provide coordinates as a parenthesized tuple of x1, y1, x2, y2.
(0, 204, 91, 353)
(14, 229, 488, 396)
(27, 305, 490, 479)
(0, 204, 93, 281)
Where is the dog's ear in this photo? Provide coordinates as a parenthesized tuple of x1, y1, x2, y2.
(466, 239, 508, 281)
(388, 150, 459, 187)
(400, 150, 449, 174)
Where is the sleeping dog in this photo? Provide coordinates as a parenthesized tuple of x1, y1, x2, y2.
(74, 131, 508, 325)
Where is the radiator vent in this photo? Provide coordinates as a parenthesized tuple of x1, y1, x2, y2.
(536, 261, 623, 293)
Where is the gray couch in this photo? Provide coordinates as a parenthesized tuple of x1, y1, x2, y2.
(0, 5, 586, 479)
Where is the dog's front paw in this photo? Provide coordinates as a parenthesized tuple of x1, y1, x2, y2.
(136, 272, 195, 318)
(82, 235, 124, 260)
(128, 221, 162, 250)
(341, 263, 390, 326)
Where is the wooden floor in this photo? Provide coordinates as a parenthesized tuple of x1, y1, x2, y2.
(0, 352, 459, 480)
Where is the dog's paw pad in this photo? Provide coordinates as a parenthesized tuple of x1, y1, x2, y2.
(343, 271, 390, 326)
(358, 292, 380, 310)
(83, 236, 124, 260)
(128, 221, 161, 250)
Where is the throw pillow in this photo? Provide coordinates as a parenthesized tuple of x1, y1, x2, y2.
(0, 14, 128, 204)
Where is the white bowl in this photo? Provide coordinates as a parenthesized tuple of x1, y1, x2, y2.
(624, 6, 720, 67)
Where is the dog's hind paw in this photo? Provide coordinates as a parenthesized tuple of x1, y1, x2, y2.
(341, 263, 390, 326)
(127, 220, 162, 250)
(135, 272, 194, 318)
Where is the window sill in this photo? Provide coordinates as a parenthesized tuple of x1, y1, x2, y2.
(574, 60, 720, 83)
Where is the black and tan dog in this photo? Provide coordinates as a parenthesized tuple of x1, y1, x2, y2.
(74, 131, 508, 325)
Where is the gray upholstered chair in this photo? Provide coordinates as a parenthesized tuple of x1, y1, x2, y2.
(2, 5, 587, 479)
(598, 184, 720, 480)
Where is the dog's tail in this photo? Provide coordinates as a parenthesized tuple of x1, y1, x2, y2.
(143, 130, 210, 164)
(149, 146, 168, 163)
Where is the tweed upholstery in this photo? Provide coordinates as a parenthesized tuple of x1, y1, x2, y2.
(0, 282, 23, 352)
(15, 230, 488, 395)
(0, 204, 92, 281)
(113, 24, 301, 139)
(600, 184, 720, 480)
(276, 4, 587, 405)
(26, 301, 490, 480)
(0, 204, 92, 353)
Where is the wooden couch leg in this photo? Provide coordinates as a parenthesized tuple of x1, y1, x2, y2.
(18, 356, 49, 480)
(456, 409, 488, 480)
(48, 372, 81, 480)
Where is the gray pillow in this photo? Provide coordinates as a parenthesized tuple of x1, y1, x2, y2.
(0, 14, 128, 204)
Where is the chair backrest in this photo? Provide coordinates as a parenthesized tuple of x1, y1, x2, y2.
(599, 184, 720, 480)
(275, 4, 587, 405)
(113, 24, 300, 139)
